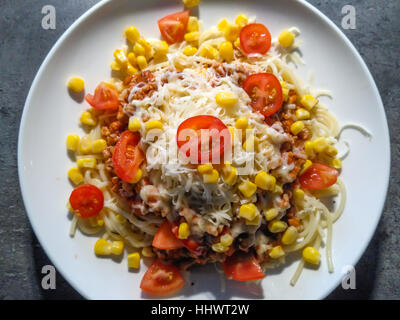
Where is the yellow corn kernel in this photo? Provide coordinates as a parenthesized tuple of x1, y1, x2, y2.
(125, 26, 140, 44)
(66, 134, 80, 151)
(302, 246, 321, 265)
(111, 241, 124, 255)
(127, 252, 141, 269)
(254, 171, 276, 191)
(67, 77, 85, 92)
(245, 213, 261, 226)
(133, 42, 145, 57)
(238, 180, 257, 198)
(281, 226, 299, 245)
(291, 121, 305, 135)
(235, 117, 248, 129)
(96, 218, 104, 227)
(326, 145, 338, 157)
(216, 91, 237, 108)
(212, 243, 229, 253)
(77, 158, 97, 169)
(142, 247, 155, 258)
(313, 137, 329, 153)
(228, 127, 235, 140)
(219, 41, 234, 62)
(300, 159, 312, 175)
(137, 38, 153, 60)
(217, 19, 230, 32)
(145, 120, 163, 131)
(280, 81, 289, 102)
(235, 14, 248, 28)
(131, 168, 142, 183)
(183, 0, 200, 7)
(92, 139, 107, 153)
(153, 41, 169, 59)
(296, 108, 311, 120)
(268, 220, 288, 233)
(114, 49, 128, 67)
(67, 167, 83, 185)
(332, 158, 342, 169)
(110, 60, 121, 71)
(94, 239, 112, 256)
(263, 208, 278, 221)
(225, 24, 239, 42)
(269, 245, 285, 259)
(293, 188, 305, 203)
(187, 16, 199, 32)
(222, 164, 238, 185)
(183, 46, 197, 56)
(198, 163, 213, 174)
(79, 136, 92, 154)
(300, 94, 318, 111)
(239, 203, 259, 221)
(80, 111, 97, 126)
(184, 31, 200, 43)
(220, 234, 233, 247)
(126, 63, 138, 75)
(128, 117, 141, 132)
(178, 222, 190, 239)
(202, 169, 219, 184)
(278, 30, 295, 48)
(274, 184, 283, 194)
(136, 55, 147, 70)
(127, 52, 136, 65)
(199, 45, 219, 59)
(304, 140, 315, 158)
(243, 135, 259, 152)
(234, 38, 241, 49)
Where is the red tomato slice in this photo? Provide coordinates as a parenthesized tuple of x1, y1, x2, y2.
(69, 184, 104, 218)
(158, 10, 189, 44)
(176, 115, 231, 164)
(85, 82, 120, 110)
(222, 251, 265, 281)
(240, 23, 271, 55)
(112, 131, 145, 182)
(299, 162, 338, 190)
(152, 221, 185, 250)
(171, 223, 206, 256)
(242, 73, 283, 117)
(140, 259, 185, 295)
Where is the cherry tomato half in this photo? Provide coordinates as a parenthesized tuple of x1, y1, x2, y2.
(222, 251, 265, 281)
(85, 82, 120, 110)
(299, 162, 338, 190)
(112, 131, 145, 182)
(140, 259, 185, 295)
(242, 73, 283, 117)
(152, 221, 185, 250)
(171, 223, 206, 256)
(69, 184, 104, 218)
(158, 10, 190, 44)
(176, 115, 231, 164)
(240, 23, 271, 55)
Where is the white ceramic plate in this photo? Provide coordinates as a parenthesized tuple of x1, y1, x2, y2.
(18, 0, 390, 299)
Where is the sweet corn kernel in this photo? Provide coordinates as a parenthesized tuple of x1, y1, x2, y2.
(216, 91, 237, 108)
(68, 167, 83, 185)
(128, 117, 141, 132)
(263, 208, 279, 221)
(66, 134, 80, 151)
(96, 218, 104, 227)
(293, 188, 305, 203)
(278, 30, 295, 48)
(79, 136, 92, 154)
(127, 52, 136, 65)
(183, 0, 200, 8)
(137, 38, 153, 60)
(136, 55, 147, 70)
(300, 159, 312, 175)
(94, 239, 112, 255)
(187, 16, 199, 32)
(313, 137, 329, 153)
(239, 203, 259, 221)
(243, 135, 259, 152)
(111, 241, 124, 255)
(238, 180, 257, 198)
(219, 41, 234, 62)
(291, 121, 305, 135)
(222, 164, 238, 185)
(300, 94, 318, 111)
(145, 120, 163, 131)
(304, 140, 315, 158)
(245, 214, 261, 226)
(77, 158, 97, 169)
(126, 63, 138, 75)
(142, 247, 155, 257)
(67, 77, 85, 92)
(281, 226, 299, 245)
(184, 31, 200, 43)
(220, 234, 233, 247)
(225, 24, 239, 42)
(110, 60, 121, 71)
(113, 49, 128, 66)
(92, 139, 107, 153)
(212, 243, 229, 253)
(183, 46, 198, 56)
(254, 171, 276, 191)
(153, 41, 169, 59)
(127, 252, 141, 269)
(269, 245, 285, 259)
(125, 26, 140, 44)
(80, 111, 97, 126)
(199, 45, 219, 59)
(280, 81, 289, 102)
(217, 19, 230, 32)
(235, 117, 248, 129)
(302, 246, 321, 265)
(332, 158, 342, 169)
(235, 14, 248, 28)
(178, 222, 190, 239)
(198, 163, 213, 174)
(234, 38, 241, 49)
(131, 168, 142, 183)
(228, 127, 235, 140)
(296, 108, 311, 120)
(203, 169, 219, 184)
(326, 145, 338, 157)
(268, 220, 288, 233)
(133, 42, 145, 56)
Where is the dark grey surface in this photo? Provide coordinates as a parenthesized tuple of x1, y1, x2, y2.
(0, 0, 399, 300)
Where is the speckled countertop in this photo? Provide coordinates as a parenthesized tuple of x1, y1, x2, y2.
(0, 0, 399, 299)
